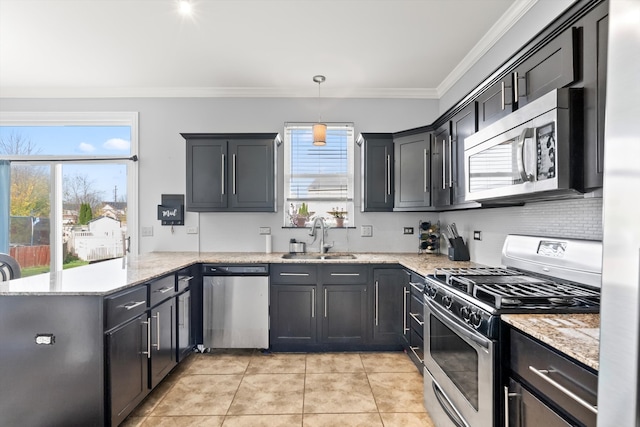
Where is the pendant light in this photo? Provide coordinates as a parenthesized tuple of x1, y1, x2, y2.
(312, 75, 327, 146)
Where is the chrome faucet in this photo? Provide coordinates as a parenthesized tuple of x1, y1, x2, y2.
(309, 217, 328, 254)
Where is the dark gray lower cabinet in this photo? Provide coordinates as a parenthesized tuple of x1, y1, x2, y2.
(149, 297, 177, 388)
(270, 284, 317, 347)
(177, 289, 192, 362)
(372, 268, 406, 345)
(107, 313, 150, 426)
(321, 284, 368, 345)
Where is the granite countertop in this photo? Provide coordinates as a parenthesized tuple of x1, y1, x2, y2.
(502, 313, 600, 371)
(0, 251, 480, 296)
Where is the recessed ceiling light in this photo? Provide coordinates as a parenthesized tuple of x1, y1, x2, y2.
(178, 0, 192, 15)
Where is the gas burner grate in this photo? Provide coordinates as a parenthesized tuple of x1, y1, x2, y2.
(434, 267, 521, 277)
(473, 281, 601, 309)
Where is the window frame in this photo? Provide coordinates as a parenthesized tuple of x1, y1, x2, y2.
(0, 112, 139, 271)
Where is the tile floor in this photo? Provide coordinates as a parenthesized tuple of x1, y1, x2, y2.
(122, 350, 435, 427)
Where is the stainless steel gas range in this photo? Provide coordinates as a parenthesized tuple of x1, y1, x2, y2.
(422, 235, 601, 427)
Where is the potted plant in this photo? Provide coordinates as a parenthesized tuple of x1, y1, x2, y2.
(328, 208, 347, 227)
(295, 203, 310, 227)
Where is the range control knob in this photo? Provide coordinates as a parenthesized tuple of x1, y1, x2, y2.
(442, 295, 453, 309)
(469, 311, 483, 329)
(460, 306, 471, 322)
(425, 286, 437, 299)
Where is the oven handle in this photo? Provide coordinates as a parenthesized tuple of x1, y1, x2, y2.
(517, 127, 535, 182)
(424, 296, 491, 350)
(431, 373, 469, 427)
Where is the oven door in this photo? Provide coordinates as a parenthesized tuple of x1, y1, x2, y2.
(423, 296, 495, 427)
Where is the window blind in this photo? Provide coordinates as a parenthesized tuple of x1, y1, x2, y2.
(285, 124, 354, 201)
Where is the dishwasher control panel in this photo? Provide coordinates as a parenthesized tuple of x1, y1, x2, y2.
(202, 264, 269, 275)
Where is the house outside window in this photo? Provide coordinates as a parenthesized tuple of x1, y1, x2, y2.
(284, 123, 354, 228)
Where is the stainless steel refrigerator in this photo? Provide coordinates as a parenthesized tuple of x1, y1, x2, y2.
(598, 0, 640, 425)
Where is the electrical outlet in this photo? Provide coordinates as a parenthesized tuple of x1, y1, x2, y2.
(141, 226, 153, 237)
(403, 227, 414, 235)
(259, 227, 271, 235)
(187, 226, 199, 234)
(360, 225, 373, 237)
(474, 230, 482, 241)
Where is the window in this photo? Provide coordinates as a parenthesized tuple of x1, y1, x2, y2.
(0, 112, 138, 278)
(284, 123, 354, 227)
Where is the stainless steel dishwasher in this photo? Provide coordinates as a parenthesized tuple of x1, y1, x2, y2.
(202, 264, 269, 349)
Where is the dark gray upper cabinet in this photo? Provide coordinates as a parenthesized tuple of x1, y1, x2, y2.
(450, 103, 480, 207)
(514, 27, 578, 108)
(476, 75, 514, 130)
(183, 133, 277, 212)
(393, 131, 431, 210)
(431, 124, 452, 208)
(360, 133, 394, 212)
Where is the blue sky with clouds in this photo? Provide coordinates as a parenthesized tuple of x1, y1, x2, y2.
(0, 125, 130, 202)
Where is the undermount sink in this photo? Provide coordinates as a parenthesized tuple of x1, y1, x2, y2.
(281, 253, 357, 260)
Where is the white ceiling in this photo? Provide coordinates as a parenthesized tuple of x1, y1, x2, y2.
(0, 0, 537, 99)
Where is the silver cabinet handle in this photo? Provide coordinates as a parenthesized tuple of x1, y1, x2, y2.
(142, 319, 151, 359)
(221, 153, 226, 195)
(528, 366, 598, 414)
(179, 276, 194, 282)
(409, 346, 423, 364)
(423, 148, 428, 192)
(311, 288, 315, 318)
(330, 273, 360, 277)
(442, 139, 446, 190)
(157, 287, 173, 294)
(513, 71, 519, 102)
(280, 272, 310, 276)
(232, 153, 237, 195)
(375, 280, 379, 326)
(501, 80, 506, 110)
(448, 135, 453, 188)
(124, 300, 145, 310)
(503, 385, 518, 426)
(179, 297, 185, 327)
(324, 288, 328, 318)
(409, 312, 424, 326)
(386, 153, 391, 197)
(152, 312, 160, 350)
(409, 282, 423, 293)
(403, 287, 410, 333)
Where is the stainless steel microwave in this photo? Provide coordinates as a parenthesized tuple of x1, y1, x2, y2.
(464, 88, 583, 203)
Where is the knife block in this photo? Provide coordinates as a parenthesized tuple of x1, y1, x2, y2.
(448, 237, 470, 261)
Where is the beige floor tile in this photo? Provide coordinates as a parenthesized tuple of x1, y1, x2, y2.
(368, 372, 426, 413)
(182, 353, 252, 375)
(304, 373, 378, 414)
(141, 416, 224, 426)
(120, 416, 147, 427)
(360, 352, 418, 373)
(379, 412, 435, 427)
(246, 353, 307, 374)
(227, 373, 305, 415)
(222, 414, 303, 427)
(151, 374, 243, 416)
(305, 353, 365, 373)
(303, 413, 384, 427)
(131, 377, 177, 416)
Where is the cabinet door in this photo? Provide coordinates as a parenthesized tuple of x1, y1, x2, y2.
(514, 27, 577, 108)
(107, 313, 149, 427)
(431, 125, 452, 208)
(394, 133, 431, 210)
(477, 75, 514, 130)
(149, 298, 177, 388)
(321, 284, 368, 345)
(506, 378, 572, 427)
(186, 138, 227, 211)
(228, 139, 275, 211)
(177, 290, 191, 362)
(451, 103, 480, 206)
(270, 285, 317, 347)
(361, 134, 394, 211)
(372, 269, 406, 344)
(580, 1, 608, 190)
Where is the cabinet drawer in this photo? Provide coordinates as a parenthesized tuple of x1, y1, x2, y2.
(176, 272, 194, 292)
(409, 328, 424, 363)
(409, 294, 424, 335)
(149, 275, 176, 307)
(270, 264, 317, 284)
(105, 285, 148, 330)
(320, 264, 368, 284)
(510, 329, 597, 427)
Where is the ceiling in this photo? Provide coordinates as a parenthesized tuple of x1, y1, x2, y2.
(0, 0, 537, 99)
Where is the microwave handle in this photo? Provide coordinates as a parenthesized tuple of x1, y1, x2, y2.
(517, 127, 535, 182)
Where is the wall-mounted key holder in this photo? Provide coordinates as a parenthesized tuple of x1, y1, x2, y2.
(157, 194, 184, 226)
